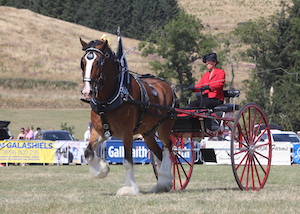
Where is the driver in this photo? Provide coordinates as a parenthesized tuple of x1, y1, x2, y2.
(188, 52, 225, 109)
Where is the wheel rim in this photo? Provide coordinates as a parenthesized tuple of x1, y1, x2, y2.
(231, 103, 272, 191)
(170, 136, 195, 190)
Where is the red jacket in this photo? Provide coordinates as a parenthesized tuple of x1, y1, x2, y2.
(194, 68, 225, 102)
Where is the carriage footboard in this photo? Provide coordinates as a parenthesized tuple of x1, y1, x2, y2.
(172, 116, 203, 133)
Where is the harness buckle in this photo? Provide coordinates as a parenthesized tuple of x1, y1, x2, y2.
(104, 131, 111, 138)
(120, 87, 129, 95)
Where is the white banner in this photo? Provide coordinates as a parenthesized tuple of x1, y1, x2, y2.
(205, 140, 292, 165)
(271, 141, 292, 165)
(205, 141, 231, 165)
(55, 141, 88, 165)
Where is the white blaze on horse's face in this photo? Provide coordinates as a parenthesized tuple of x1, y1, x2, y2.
(82, 52, 96, 99)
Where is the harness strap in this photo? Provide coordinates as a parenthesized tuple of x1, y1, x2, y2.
(132, 76, 151, 133)
(140, 79, 178, 136)
(99, 112, 112, 138)
(131, 76, 177, 136)
(134, 75, 150, 105)
(90, 68, 130, 113)
(143, 116, 170, 137)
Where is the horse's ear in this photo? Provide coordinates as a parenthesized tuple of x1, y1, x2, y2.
(80, 37, 87, 50)
(101, 39, 108, 49)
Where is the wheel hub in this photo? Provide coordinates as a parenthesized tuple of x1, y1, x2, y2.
(248, 144, 256, 153)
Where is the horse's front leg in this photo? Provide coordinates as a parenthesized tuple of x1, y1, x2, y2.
(116, 136, 139, 196)
(84, 128, 109, 178)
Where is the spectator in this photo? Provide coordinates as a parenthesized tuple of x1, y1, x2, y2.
(225, 130, 232, 141)
(84, 123, 91, 141)
(34, 127, 42, 139)
(34, 127, 41, 137)
(25, 127, 34, 140)
(17, 127, 26, 140)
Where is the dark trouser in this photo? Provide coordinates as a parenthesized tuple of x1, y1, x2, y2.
(189, 97, 223, 109)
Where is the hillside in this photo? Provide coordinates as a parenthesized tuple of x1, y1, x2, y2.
(0, 1, 290, 109)
(0, 6, 153, 109)
(178, 0, 289, 35)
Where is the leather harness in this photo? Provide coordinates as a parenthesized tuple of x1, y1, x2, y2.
(82, 42, 177, 137)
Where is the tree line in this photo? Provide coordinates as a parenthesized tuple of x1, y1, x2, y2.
(0, 0, 179, 40)
(233, 0, 300, 131)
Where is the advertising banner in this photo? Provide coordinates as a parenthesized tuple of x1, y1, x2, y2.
(293, 144, 300, 164)
(68, 141, 88, 164)
(205, 141, 231, 165)
(105, 140, 193, 164)
(271, 142, 292, 165)
(205, 141, 292, 165)
(0, 140, 55, 163)
(54, 141, 88, 165)
(106, 140, 151, 164)
(0, 140, 88, 164)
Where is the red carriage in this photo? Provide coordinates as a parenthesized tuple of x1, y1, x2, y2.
(79, 34, 272, 195)
(158, 91, 272, 191)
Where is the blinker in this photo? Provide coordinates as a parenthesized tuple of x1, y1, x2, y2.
(87, 52, 95, 60)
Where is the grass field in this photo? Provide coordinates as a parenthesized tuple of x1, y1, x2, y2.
(0, 109, 90, 140)
(0, 164, 299, 214)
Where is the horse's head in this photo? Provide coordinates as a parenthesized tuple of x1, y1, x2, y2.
(80, 38, 118, 100)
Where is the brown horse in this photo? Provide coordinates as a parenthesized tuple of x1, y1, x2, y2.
(80, 38, 177, 195)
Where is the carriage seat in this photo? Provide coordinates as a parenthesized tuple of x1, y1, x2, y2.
(213, 89, 240, 112)
(213, 103, 239, 112)
(223, 89, 240, 98)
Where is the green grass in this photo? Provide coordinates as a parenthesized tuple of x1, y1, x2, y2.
(0, 78, 78, 90)
(0, 164, 299, 214)
(0, 109, 90, 140)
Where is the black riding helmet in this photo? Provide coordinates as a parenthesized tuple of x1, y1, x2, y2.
(202, 52, 218, 64)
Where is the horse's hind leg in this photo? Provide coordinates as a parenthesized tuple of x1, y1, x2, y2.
(150, 121, 174, 193)
(144, 133, 162, 161)
(84, 128, 109, 178)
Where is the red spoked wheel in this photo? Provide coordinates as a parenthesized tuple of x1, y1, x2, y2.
(170, 136, 195, 190)
(151, 136, 195, 190)
(231, 103, 272, 191)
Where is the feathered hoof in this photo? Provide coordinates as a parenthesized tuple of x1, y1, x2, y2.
(151, 171, 173, 193)
(151, 182, 173, 193)
(116, 186, 140, 196)
(88, 158, 110, 178)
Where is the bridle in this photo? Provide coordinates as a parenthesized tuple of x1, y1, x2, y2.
(80, 39, 132, 116)
(81, 42, 118, 95)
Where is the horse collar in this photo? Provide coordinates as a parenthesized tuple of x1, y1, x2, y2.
(90, 70, 131, 113)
